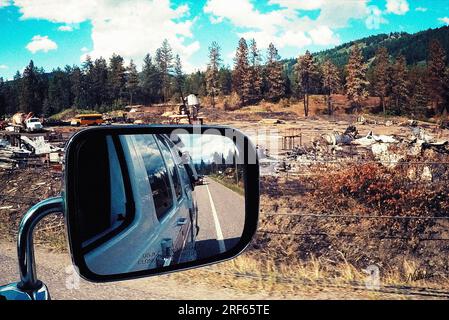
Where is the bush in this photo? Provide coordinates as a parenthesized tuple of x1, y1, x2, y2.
(279, 98, 290, 108)
(223, 92, 242, 111)
(314, 162, 449, 238)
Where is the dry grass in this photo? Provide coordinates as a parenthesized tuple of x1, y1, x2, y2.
(173, 252, 449, 299)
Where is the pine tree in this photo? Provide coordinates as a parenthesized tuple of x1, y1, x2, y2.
(69, 66, 85, 109)
(173, 54, 185, 102)
(81, 55, 95, 108)
(265, 43, 284, 102)
(126, 59, 139, 106)
(391, 55, 409, 115)
(321, 59, 340, 115)
(91, 58, 109, 108)
(233, 38, 251, 105)
(206, 42, 222, 108)
(141, 54, 161, 104)
(19, 60, 41, 114)
(186, 71, 207, 97)
(218, 66, 232, 95)
(155, 39, 174, 103)
(248, 39, 263, 102)
(346, 45, 369, 112)
(372, 47, 390, 114)
(108, 54, 127, 108)
(295, 50, 317, 117)
(46, 68, 71, 115)
(409, 76, 428, 118)
(427, 39, 447, 114)
(443, 67, 449, 116)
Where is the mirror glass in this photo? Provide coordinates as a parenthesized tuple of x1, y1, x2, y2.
(72, 132, 247, 276)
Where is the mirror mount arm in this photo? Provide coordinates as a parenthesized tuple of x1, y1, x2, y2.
(16, 197, 64, 293)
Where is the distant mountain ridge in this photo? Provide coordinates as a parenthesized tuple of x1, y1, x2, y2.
(285, 25, 449, 69)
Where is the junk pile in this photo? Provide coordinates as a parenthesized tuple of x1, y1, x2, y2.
(0, 133, 62, 170)
(270, 124, 448, 176)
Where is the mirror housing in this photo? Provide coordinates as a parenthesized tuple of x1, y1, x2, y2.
(64, 125, 259, 282)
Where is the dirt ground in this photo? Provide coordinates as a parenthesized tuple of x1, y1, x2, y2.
(1, 100, 449, 299)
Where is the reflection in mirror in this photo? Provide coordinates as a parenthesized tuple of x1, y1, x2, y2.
(75, 133, 245, 276)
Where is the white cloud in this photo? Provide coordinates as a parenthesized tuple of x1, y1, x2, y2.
(204, 0, 370, 50)
(0, 64, 8, 69)
(386, 0, 409, 15)
(26, 35, 58, 54)
(209, 15, 224, 24)
(58, 25, 74, 32)
(308, 26, 340, 46)
(439, 17, 449, 25)
(415, 7, 428, 12)
(81, 47, 89, 52)
(0, 0, 11, 7)
(268, 0, 323, 11)
(13, 0, 200, 72)
(365, 5, 388, 30)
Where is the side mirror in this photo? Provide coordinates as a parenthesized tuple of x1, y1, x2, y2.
(64, 125, 259, 282)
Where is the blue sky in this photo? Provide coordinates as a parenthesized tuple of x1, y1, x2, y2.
(0, 0, 448, 80)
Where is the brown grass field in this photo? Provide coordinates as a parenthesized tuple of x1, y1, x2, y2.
(2, 95, 449, 299)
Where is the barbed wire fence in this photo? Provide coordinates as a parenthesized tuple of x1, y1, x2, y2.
(2, 148, 449, 298)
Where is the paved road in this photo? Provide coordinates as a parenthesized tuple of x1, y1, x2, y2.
(194, 177, 245, 260)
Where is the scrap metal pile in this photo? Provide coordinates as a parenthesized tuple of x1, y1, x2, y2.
(0, 133, 62, 170)
(267, 122, 449, 176)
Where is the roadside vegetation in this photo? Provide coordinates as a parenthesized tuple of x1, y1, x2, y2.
(208, 173, 244, 196)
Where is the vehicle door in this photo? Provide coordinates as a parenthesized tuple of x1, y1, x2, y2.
(151, 135, 195, 265)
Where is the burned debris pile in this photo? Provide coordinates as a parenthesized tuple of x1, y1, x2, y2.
(0, 132, 62, 170)
(267, 123, 449, 176)
(254, 121, 449, 281)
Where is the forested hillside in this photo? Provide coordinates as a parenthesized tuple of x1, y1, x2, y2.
(285, 26, 449, 69)
(0, 26, 448, 119)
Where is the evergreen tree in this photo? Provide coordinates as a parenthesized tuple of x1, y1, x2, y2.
(19, 60, 41, 114)
(108, 54, 127, 108)
(81, 56, 95, 108)
(372, 47, 390, 114)
(141, 54, 161, 104)
(46, 68, 71, 116)
(155, 39, 174, 102)
(186, 71, 206, 97)
(173, 54, 185, 102)
(248, 39, 263, 102)
(126, 59, 139, 106)
(295, 50, 317, 117)
(346, 45, 369, 112)
(91, 58, 109, 108)
(218, 66, 232, 95)
(409, 76, 428, 118)
(206, 42, 222, 108)
(321, 59, 341, 115)
(70, 66, 85, 109)
(265, 43, 284, 102)
(443, 67, 449, 116)
(233, 38, 251, 105)
(10, 73, 20, 114)
(391, 55, 409, 114)
(427, 39, 447, 113)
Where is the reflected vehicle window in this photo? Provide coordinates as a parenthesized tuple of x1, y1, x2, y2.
(134, 135, 173, 220)
(156, 135, 183, 201)
(77, 136, 129, 249)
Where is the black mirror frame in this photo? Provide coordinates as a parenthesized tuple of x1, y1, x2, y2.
(64, 125, 260, 283)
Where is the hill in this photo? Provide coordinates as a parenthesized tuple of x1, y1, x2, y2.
(285, 25, 449, 69)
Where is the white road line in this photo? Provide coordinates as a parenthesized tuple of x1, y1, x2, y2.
(205, 182, 226, 253)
